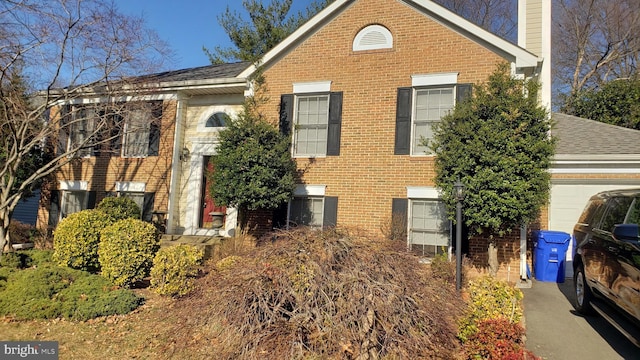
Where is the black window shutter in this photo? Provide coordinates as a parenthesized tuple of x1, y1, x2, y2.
(87, 191, 97, 209)
(326, 92, 343, 156)
(48, 190, 61, 227)
(279, 94, 294, 137)
(456, 83, 473, 104)
(148, 102, 162, 156)
(143, 192, 155, 222)
(272, 201, 289, 229)
(391, 198, 408, 239)
(323, 196, 338, 229)
(394, 88, 412, 155)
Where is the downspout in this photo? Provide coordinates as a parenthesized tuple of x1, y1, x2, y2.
(166, 93, 186, 234)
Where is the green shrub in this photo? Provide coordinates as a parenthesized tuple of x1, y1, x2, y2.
(98, 218, 159, 288)
(150, 245, 203, 297)
(0, 252, 28, 269)
(458, 276, 524, 342)
(0, 265, 142, 320)
(96, 197, 141, 222)
(53, 209, 113, 272)
(25, 249, 54, 267)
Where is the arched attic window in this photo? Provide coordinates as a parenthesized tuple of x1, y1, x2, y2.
(353, 24, 393, 51)
(205, 112, 228, 127)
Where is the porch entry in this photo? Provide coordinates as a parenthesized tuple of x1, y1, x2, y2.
(199, 156, 226, 229)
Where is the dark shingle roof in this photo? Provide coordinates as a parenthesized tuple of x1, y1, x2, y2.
(134, 61, 251, 83)
(552, 112, 640, 155)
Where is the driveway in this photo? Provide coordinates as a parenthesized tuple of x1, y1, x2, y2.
(522, 279, 638, 359)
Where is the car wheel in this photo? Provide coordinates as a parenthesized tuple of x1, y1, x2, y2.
(574, 264, 593, 314)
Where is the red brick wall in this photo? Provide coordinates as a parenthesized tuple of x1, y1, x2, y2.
(37, 100, 176, 228)
(259, 0, 504, 233)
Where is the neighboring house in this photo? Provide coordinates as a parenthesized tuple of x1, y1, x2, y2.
(37, 63, 249, 238)
(548, 112, 640, 277)
(235, 0, 550, 278)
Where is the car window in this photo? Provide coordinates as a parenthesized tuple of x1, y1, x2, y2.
(578, 199, 604, 226)
(624, 197, 640, 225)
(600, 197, 634, 232)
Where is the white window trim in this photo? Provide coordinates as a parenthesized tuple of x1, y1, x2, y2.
(196, 106, 239, 133)
(292, 93, 330, 158)
(293, 81, 331, 94)
(353, 24, 393, 51)
(294, 184, 326, 197)
(410, 80, 457, 157)
(59, 180, 88, 191)
(406, 186, 441, 199)
(411, 73, 458, 87)
(115, 181, 146, 193)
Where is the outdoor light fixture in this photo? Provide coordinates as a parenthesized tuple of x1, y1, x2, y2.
(454, 178, 465, 202)
(454, 177, 465, 291)
(180, 147, 190, 161)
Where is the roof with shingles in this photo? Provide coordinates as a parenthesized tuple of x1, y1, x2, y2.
(134, 61, 250, 83)
(552, 112, 640, 155)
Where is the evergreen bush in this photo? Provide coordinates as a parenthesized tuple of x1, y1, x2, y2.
(150, 245, 203, 297)
(98, 218, 159, 288)
(96, 196, 141, 222)
(0, 265, 142, 320)
(53, 209, 113, 272)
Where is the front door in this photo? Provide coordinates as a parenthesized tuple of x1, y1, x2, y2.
(199, 156, 226, 229)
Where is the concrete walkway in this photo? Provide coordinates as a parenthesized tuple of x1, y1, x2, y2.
(522, 279, 638, 359)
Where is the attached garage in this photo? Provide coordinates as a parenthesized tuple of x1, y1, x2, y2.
(549, 180, 640, 235)
(548, 113, 640, 277)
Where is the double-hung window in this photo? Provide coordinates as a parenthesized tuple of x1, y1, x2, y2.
(61, 191, 87, 219)
(285, 185, 338, 229)
(290, 196, 325, 228)
(69, 106, 97, 157)
(118, 101, 162, 158)
(294, 95, 329, 156)
(412, 87, 454, 154)
(394, 73, 472, 155)
(279, 82, 343, 157)
(409, 199, 449, 256)
(124, 108, 152, 157)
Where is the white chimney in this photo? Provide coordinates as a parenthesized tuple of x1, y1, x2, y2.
(518, 0, 551, 111)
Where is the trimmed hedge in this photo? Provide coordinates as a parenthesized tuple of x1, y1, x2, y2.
(53, 210, 113, 272)
(150, 245, 203, 297)
(96, 197, 141, 222)
(98, 218, 159, 288)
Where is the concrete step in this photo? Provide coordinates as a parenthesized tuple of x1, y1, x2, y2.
(160, 235, 223, 260)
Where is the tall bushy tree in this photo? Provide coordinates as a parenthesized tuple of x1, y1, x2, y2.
(430, 63, 554, 272)
(205, 0, 334, 64)
(208, 81, 296, 230)
(567, 77, 640, 129)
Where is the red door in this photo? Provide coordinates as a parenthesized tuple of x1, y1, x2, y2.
(200, 156, 226, 228)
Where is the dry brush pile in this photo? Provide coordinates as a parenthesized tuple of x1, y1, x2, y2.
(166, 228, 464, 359)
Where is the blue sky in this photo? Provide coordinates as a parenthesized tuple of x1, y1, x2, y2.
(116, 0, 317, 70)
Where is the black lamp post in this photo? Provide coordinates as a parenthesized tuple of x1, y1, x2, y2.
(454, 178, 465, 291)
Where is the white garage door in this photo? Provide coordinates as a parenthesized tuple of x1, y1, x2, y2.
(549, 181, 640, 277)
(549, 182, 640, 234)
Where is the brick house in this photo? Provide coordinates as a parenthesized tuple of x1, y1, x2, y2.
(233, 0, 549, 279)
(38, 63, 249, 239)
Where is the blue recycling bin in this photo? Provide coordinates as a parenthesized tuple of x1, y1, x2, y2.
(532, 230, 571, 283)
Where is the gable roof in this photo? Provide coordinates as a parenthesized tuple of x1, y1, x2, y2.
(135, 61, 249, 84)
(238, 0, 540, 78)
(552, 113, 640, 159)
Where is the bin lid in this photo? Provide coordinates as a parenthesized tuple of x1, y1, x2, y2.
(532, 230, 571, 244)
